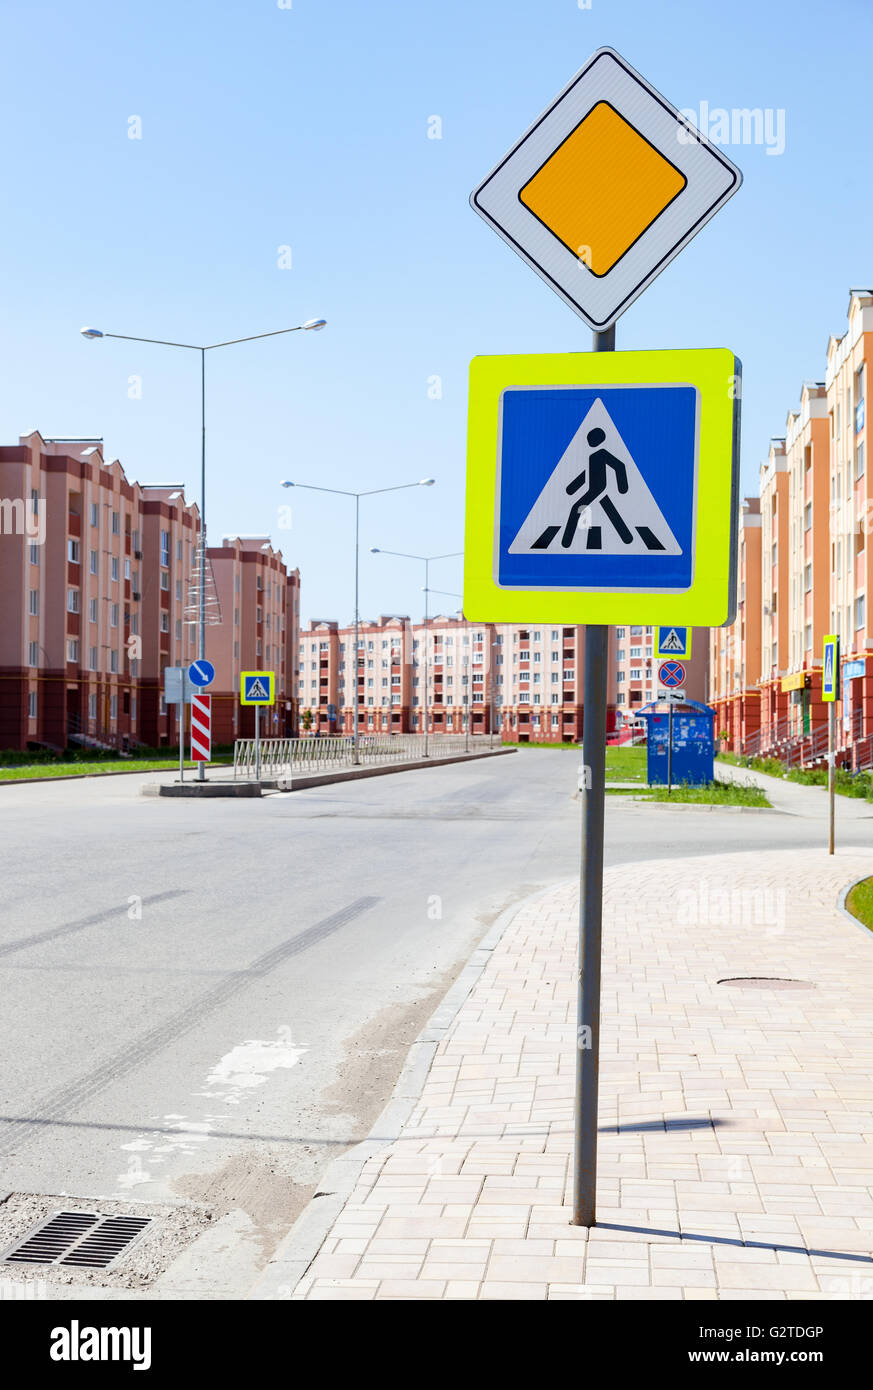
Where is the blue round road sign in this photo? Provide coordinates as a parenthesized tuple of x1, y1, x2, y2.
(188, 659, 215, 688)
(659, 660, 686, 688)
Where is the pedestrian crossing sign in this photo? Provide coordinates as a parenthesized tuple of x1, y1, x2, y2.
(240, 671, 275, 705)
(822, 635, 839, 702)
(656, 626, 691, 659)
(463, 347, 740, 625)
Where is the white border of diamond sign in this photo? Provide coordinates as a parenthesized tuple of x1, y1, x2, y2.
(470, 47, 742, 330)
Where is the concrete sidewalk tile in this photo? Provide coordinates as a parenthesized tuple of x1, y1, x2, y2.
(283, 847, 873, 1300)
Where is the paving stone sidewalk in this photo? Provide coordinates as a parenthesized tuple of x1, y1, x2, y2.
(289, 846, 873, 1300)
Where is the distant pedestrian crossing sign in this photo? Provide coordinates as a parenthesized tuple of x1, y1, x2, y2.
(240, 671, 275, 705)
(464, 347, 740, 624)
(656, 626, 691, 659)
(822, 635, 839, 702)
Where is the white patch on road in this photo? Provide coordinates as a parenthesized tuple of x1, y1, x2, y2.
(195, 1035, 307, 1107)
(113, 1029, 307, 1194)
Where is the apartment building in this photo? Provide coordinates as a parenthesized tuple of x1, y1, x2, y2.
(711, 288, 873, 764)
(137, 484, 201, 746)
(209, 536, 298, 743)
(297, 618, 618, 743)
(827, 291, 873, 746)
(0, 433, 200, 751)
(709, 498, 762, 747)
(0, 433, 299, 752)
(612, 624, 708, 717)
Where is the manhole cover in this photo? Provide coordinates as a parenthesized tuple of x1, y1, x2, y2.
(2, 1211, 153, 1270)
(718, 977, 814, 991)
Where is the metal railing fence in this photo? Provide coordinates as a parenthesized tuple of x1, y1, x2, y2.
(232, 733, 494, 780)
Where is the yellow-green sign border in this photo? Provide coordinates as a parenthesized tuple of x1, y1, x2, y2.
(240, 670, 276, 706)
(463, 347, 740, 625)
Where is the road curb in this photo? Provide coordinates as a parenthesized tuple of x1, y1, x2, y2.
(279, 747, 515, 791)
(247, 880, 566, 1301)
(837, 875, 873, 942)
(142, 781, 264, 798)
(618, 796, 782, 813)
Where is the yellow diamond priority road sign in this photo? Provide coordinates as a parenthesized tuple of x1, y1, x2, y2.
(471, 47, 742, 330)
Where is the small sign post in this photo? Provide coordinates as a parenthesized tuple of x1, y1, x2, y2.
(164, 666, 193, 782)
(823, 635, 840, 854)
(240, 671, 276, 783)
(465, 45, 743, 1231)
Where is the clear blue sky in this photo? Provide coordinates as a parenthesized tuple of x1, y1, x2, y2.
(1, 0, 869, 625)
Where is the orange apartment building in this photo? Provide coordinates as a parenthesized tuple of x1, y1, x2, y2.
(709, 498, 762, 748)
(711, 288, 873, 766)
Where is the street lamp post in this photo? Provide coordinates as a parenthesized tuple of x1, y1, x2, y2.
(283, 481, 435, 763)
(81, 318, 326, 779)
(369, 551, 462, 757)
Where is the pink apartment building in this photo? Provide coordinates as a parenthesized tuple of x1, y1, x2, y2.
(208, 535, 298, 744)
(298, 617, 622, 743)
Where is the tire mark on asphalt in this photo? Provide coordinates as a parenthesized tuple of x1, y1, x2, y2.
(0, 891, 190, 959)
(0, 894, 380, 1157)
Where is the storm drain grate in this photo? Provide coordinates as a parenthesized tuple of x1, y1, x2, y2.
(3, 1211, 153, 1269)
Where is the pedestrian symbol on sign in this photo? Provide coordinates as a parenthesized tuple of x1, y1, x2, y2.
(509, 397, 682, 558)
(247, 677, 268, 700)
(660, 629, 684, 652)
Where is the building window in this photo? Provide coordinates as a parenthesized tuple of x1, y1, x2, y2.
(28, 692, 37, 719)
(110, 651, 118, 673)
(160, 570, 169, 590)
(804, 563, 812, 592)
(89, 646, 98, 670)
(67, 588, 79, 613)
(67, 539, 80, 564)
(89, 597, 97, 622)
(90, 502, 98, 527)
(111, 511, 120, 535)
(160, 612, 169, 633)
(804, 503, 812, 531)
(66, 639, 79, 662)
(29, 589, 39, 616)
(856, 595, 866, 630)
(89, 693, 97, 718)
(160, 529, 169, 566)
(28, 641, 38, 666)
(29, 542, 39, 565)
(111, 556, 119, 582)
(111, 604, 119, 627)
(857, 444, 866, 482)
(110, 694, 118, 719)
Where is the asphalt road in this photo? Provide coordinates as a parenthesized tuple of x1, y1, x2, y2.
(0, 750, 869, 1292)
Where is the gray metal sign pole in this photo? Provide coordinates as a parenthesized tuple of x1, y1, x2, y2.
(667, 699, 674, 794)
(572, 322, 614, 1227)
(179, 702, 185, 783)
(255, 703, 261, 783)
(828, 701, 835, 855)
